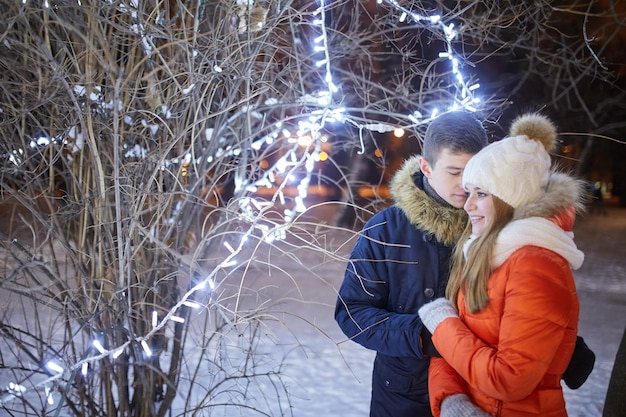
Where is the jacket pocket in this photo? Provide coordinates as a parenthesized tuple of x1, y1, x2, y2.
(375, 363, 415, 394)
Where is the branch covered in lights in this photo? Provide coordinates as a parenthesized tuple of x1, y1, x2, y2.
(2, 0, 484, 408)
(236, 0, 482, 230)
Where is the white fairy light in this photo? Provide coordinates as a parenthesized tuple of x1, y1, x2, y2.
(45, 385, 54, 405)
(93, 339, 106, 354)
(8, 382, 27, 396)
(182, 301, 200, 309)
(46, 361, 64, 374)
(141, 340, 152, 357)
(223, 241, 235, 254)
(194, 275, 215, 293)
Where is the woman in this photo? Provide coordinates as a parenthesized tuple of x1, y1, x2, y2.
(418, 113, 586, 417)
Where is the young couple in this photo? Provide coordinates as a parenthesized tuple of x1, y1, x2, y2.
(335, 111, 587, 417)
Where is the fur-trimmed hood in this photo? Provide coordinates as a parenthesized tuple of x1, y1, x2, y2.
(390, 155, 467, 246)
(513, 170, 587, 221)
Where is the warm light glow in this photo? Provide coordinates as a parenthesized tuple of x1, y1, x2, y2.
(297, 135, 313, 147)
(393, 128, 405, 138)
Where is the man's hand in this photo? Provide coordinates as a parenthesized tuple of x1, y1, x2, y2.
(420, 327, 441, 357)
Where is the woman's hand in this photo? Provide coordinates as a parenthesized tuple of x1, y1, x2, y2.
(441, 394, 491, 417)
(418, 297, 458, 334)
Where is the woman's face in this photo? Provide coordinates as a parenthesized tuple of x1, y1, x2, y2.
(464, 183, 495, 237)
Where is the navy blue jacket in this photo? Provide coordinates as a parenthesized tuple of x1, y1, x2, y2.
(335, 156, 467, 417)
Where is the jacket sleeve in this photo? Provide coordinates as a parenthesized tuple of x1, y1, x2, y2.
(428, 357, 468, 417)
(334, 220, 426, 358)
(432, 251, 575, 401)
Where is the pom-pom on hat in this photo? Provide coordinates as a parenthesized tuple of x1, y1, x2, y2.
(462, 113, 557, 208)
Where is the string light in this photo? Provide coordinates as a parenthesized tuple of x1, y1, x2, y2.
(183, 301, 200, 309)
(234, 0, 482, 231)
(93, 340, 106, 354)
(45, 361, 64, 374)
(45, 385, 54, 405)
(140, 340, 152, 357)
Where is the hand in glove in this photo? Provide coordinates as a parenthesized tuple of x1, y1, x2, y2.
(418, 297, 458, 334)
(420, 327, 441, 357)
(441, 394, 491, 417)
(563, 336, 595, 389)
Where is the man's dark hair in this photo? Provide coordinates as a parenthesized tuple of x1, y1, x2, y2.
(422, 111, 488, 167)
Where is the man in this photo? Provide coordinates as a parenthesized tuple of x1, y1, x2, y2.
(334, 110, 488, 417)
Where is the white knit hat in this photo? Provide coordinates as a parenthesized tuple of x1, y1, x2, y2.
(462, 113, 557, 208)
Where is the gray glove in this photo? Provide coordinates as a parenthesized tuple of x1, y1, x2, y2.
(418, 297, 458, 334)
(441, 394, 491, 417)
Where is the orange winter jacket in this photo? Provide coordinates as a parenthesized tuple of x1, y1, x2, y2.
(429, 245, 579, 417)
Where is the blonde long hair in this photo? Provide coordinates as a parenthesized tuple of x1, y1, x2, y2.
(447, 196, 515, 313)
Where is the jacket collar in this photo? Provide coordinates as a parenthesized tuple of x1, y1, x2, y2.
(390, 155, 468, 246)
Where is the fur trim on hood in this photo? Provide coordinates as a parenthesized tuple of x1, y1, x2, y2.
(513, 171, 587, 221)
(390, 156, 468, 246)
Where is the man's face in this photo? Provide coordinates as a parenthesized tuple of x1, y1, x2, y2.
(419, 149, 474, 209)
